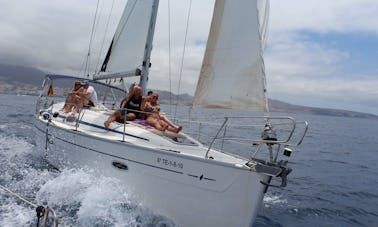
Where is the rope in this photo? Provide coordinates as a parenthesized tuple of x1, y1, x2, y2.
(0, 183, 38, 208)
(174, 0, 192, 121)
(95, 0, 115, 74)
(167, 0, 172, 114)
(84, 0, 101, 78)
(0, 183, 65, 227)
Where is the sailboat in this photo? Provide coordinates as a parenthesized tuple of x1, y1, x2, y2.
(34, 0, 308, 226)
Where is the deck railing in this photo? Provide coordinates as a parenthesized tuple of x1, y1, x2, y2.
(172, 115, 308, 162)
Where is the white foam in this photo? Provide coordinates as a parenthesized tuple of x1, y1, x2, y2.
(0, 134, 42, 226)
(34, 168, 164, 226)
(263, 193, 288, 208)
(0, 201, 35, 226)
(0, 134, 174, 226)
(0, 134, 33, 158)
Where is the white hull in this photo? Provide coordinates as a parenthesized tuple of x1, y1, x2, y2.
(34, 110, 268, 227)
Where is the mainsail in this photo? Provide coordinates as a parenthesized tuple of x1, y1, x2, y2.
(96, 0, 155, 80)
(192, 0, 270, 112)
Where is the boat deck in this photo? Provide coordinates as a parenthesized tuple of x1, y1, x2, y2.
(40, 102, 248, 166)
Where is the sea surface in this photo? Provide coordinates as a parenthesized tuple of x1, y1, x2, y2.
(0, 94, 377, 227)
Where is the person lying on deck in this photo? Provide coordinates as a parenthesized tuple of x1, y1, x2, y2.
(104, 82, 143, 128)
(142, 92, 182, 133)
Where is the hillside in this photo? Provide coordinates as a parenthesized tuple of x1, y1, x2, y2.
(0, 63, 46, 95)
(0, 63, 46, 86)
(0, 63, 377, 119)
(269, 99, 378, 119)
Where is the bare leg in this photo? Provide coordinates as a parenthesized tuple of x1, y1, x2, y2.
(104, 111, 136, 128)
(146, 117, 167, 131)
(62, 97, 74, 113)
(62, 93, 78, 113)
(104, 111, 122, 128)
(165, 124, 182, 133)
(126, 113, 136, 121)
(62, 104, 73, 113)
(71, 96, 85, 114)
(160, 114, 182, 133)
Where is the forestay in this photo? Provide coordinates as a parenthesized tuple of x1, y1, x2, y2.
(193, 0, 270, 112)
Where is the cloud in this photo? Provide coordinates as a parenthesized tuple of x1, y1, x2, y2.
(265, 31, 378, 111)
(266, 32, 349, 77)
(148, 44, 206, 94)
(270, 0, 378, 34)
(0, 0, 125, 74)
(263, 0, 378, 113)
(0, 0, 377, 114)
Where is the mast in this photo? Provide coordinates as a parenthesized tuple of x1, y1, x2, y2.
(139, 0, 159, 94)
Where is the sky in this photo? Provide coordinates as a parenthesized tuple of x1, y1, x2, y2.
(0, 0, 377, 115)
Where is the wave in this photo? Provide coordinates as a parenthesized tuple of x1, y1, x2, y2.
(0, 134, 176, 227)
(292, 207, 373, 226)
(263, 194, 288, 207)
(0, 122, 36, 146)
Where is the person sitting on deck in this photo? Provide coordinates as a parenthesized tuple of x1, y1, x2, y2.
(104, 82, 143, 128)
(80, 80, 98, 108)
(61, 80, 98, 114)
(142, 92, 182, 133)
(61, 80, 85, 114)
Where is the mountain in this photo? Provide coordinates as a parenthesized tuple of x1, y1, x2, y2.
(0, 63, 46, 86)
(148, 89, 193, 105)
(0, 63, 46, 95)
(269, 99, 378, 119)
(0, 63, 377, 119)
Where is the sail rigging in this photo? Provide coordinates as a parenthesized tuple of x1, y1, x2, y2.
(192, 0, 269, 112)
(33, 0, 309, 226)
(98, 0, 155, 76)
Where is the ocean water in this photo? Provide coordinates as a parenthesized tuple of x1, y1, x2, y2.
(0, 94, 377, 226)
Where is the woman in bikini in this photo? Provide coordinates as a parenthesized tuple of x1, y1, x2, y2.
(142, 93, 182, 133)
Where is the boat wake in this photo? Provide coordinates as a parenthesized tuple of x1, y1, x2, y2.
(0, 133, 176, 226)
(263, 194, 288, 208)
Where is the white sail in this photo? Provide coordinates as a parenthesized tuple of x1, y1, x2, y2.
(99, 0, 154, 75)
(192, 0, 269, 112)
